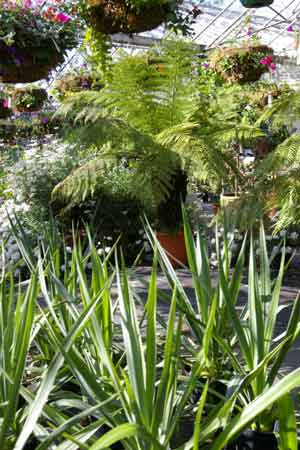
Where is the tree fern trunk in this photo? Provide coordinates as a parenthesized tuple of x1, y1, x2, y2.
(157, 169, 188, 232)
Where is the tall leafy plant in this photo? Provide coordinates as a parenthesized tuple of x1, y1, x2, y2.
(54, 40, 236, 230)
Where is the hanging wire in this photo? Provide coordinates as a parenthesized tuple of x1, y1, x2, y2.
(217, 0, 299, 46)
(192, 0, 237, 41)
(207, 10, 248, 47)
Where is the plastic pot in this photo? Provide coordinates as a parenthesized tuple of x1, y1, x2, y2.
(156, 231, 187, 268)
(226, 430, 278, 450)
(220, 193, 241, 208)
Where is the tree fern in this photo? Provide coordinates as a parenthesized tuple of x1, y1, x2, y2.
(53, 39, 206, 215)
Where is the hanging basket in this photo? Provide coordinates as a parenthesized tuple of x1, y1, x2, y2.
(87, 0, 172, 34)
(0, 43, 64, 83)
(55, 74, 103, 98)
(0, 121, 16, 143)
(240, 0, 273, 8)
(210, 45, 274, 84)
(12, 88, 48, 113)
(0, 99, 11, 119)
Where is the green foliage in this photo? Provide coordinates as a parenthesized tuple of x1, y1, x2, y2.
(83, 27, 113, 76)
(1, 215, 299, 450)
(54, 39, 202, 225)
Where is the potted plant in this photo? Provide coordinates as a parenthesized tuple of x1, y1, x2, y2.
(12, 87, 48, 113)
(0, 0, 78, 83)
(156, 169, 188, 267)
(210, 45, 274, 84)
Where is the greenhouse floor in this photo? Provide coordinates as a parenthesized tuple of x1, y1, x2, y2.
(127, 267, 300, 376)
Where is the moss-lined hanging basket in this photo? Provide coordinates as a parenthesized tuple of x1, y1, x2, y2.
(0, 43, 64, 83)
(240, 0, 273, 8)
(0, 98, 11, 119)
(87, 0, 172, 34)
(12, 88, 48, 113)
(55, 74, 103, 99)
(0, 121, 16, 143)
(210, 45, 274, 84)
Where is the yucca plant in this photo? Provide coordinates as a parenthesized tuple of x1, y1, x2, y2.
(2, 216, 300, 449)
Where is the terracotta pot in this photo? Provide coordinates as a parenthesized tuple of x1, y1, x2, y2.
(156, 231, 187, 268)
(212, 203, 220, 215)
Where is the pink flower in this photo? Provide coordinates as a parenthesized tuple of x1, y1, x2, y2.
(287, 25, 294, 32)
(269, 62, 276, 71)
(3, 100, 9, 108)
(55, 12, 71, 23)
(22, 0, 32, 7)
(266, 55, 273, 63)
(260, 55, 273, 66)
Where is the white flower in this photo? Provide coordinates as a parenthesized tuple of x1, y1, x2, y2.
(105, 247, 111, 253)
(65, 246, 72, 253)
(280, 230, 287, 237)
